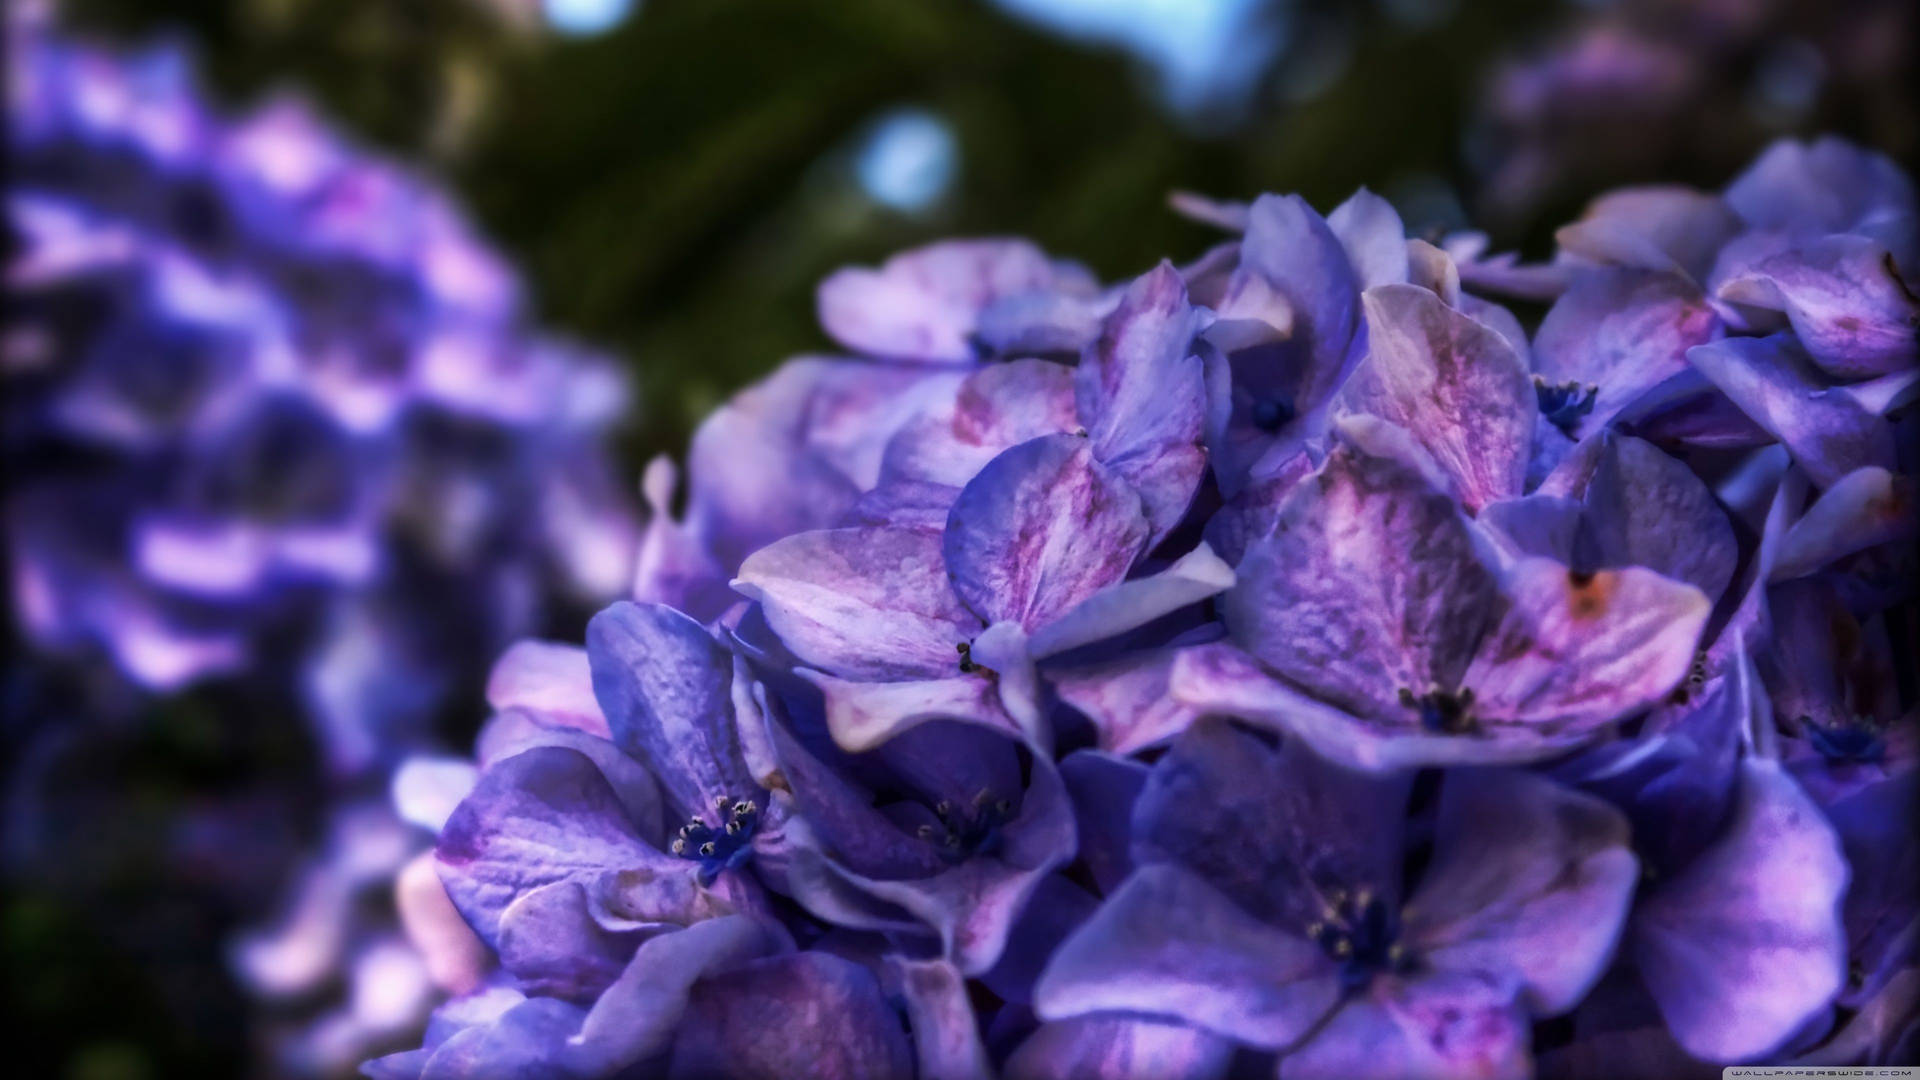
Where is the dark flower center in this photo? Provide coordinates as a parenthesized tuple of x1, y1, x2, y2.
(671, 795, 760, 884)
(1804, 716, 1887, 765)
(1250, 395, 1296, 433)
(1534, 376, 1598, 432)
(1399, 686, 1477, 734)
(956, 641, 998, 677)
(916, 789, 1013, 863)
(1308, 888, 1414, 992)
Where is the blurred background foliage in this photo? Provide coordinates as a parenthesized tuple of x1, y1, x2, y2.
(60, 0, 1915, 466)
(14, 0, 1915, 1076)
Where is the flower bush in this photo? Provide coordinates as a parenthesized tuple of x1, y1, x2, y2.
(5, 10, 636, 1073)
(378, 134, 1916, 1078)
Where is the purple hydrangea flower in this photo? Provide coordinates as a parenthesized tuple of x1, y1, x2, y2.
(372, 132, 1916, 1079)
(5, 11, 638, 765)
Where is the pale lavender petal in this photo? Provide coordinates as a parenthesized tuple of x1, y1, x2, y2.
(799, 668, 1020, 753)
(880, 359, 1077, 489)
(1686, 335, 1896, 488)
(1716, 235, 1919, 378)
(1554, 185, 1741, 282)
(486, 640, 609, 740)
(1076, 263, 1209, 540)
(397, 853, 491, 996)
(1465, 559, 1711, 732)
(1633, 760, 1849, 1062)
(1334, 284, 1532, 510)
(1028, 542, 1233, 659)
(1033, 864, 1341, 1050)
(943, 434, 1149, 632)
(733, 526, 979, 682)
(1403, 770, 1638, 1016)
(817, 239, 1087, 363)
(1004, 1016, 1234, 1080)
(1531, 268, 1721, 438)
(1327, 188, 1409, 291)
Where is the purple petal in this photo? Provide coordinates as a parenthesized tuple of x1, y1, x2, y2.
(881, 359, 1076, 489)
(1633, 760, 1849, 1062)
(1723, 137, 1916, 252)
(688, 358, 963, 569)
(1716, 235, 1919, 378)
(799, 668, 1020, 753)
(1076, 263, 1209, 540)
(975, 289, 1117, 358)
(1004, 1016, 1234, 1080)
(566, 916, 785, 1075)
(1464, 559, 1710, 731)
(1554, 185, 1742, 282)
(943, 434, 1150, 632)
(1327, 187, 1409, 291)
(667, 952, 913, 1080)
(435, 746, 688, 945)
(733, 526, 980, 682)
(1239, 193, 1361, 408)
(817, 239, 1088, 363)
(1531, 268, 1721, 439)
(1403, 770, 1638, 1016)
(486, 640, 610, 740)
(1224, 438, 1498, 719)
(1686, 335, 1896, 488)
(1136, 718, 1410, 924)
(1028, 542, 1233, 659)
(1033, 864, 1341, 1050)
(1577, 433, 1739, 603)
(1058, 751, 1149, 894)
(1277, 971, 1531, 1080)
(587, 602, 757, 818)
(820, 753, 1076, 973)
(1772, 467, 1917, 582)
(632, 456, 735, 623)
(766, 717, 950, 882)
(1168, 641, 1579, 771)
(396, 853, 490, 996)
(1335, 283, 1532, 511)
(495, 880, 641, 1000)
(1053, 647, 1203, 756)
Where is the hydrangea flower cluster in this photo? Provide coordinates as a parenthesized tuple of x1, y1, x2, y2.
(375, 135, 1916, 1079)
(5, 8, 638, 773)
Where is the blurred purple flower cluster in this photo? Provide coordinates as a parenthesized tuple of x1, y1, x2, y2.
(5, 6, 638, 773)
(1472, 0, 1915, 231)
(371, 132, 1916, 1079)
(4, 11, 640, 1072)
